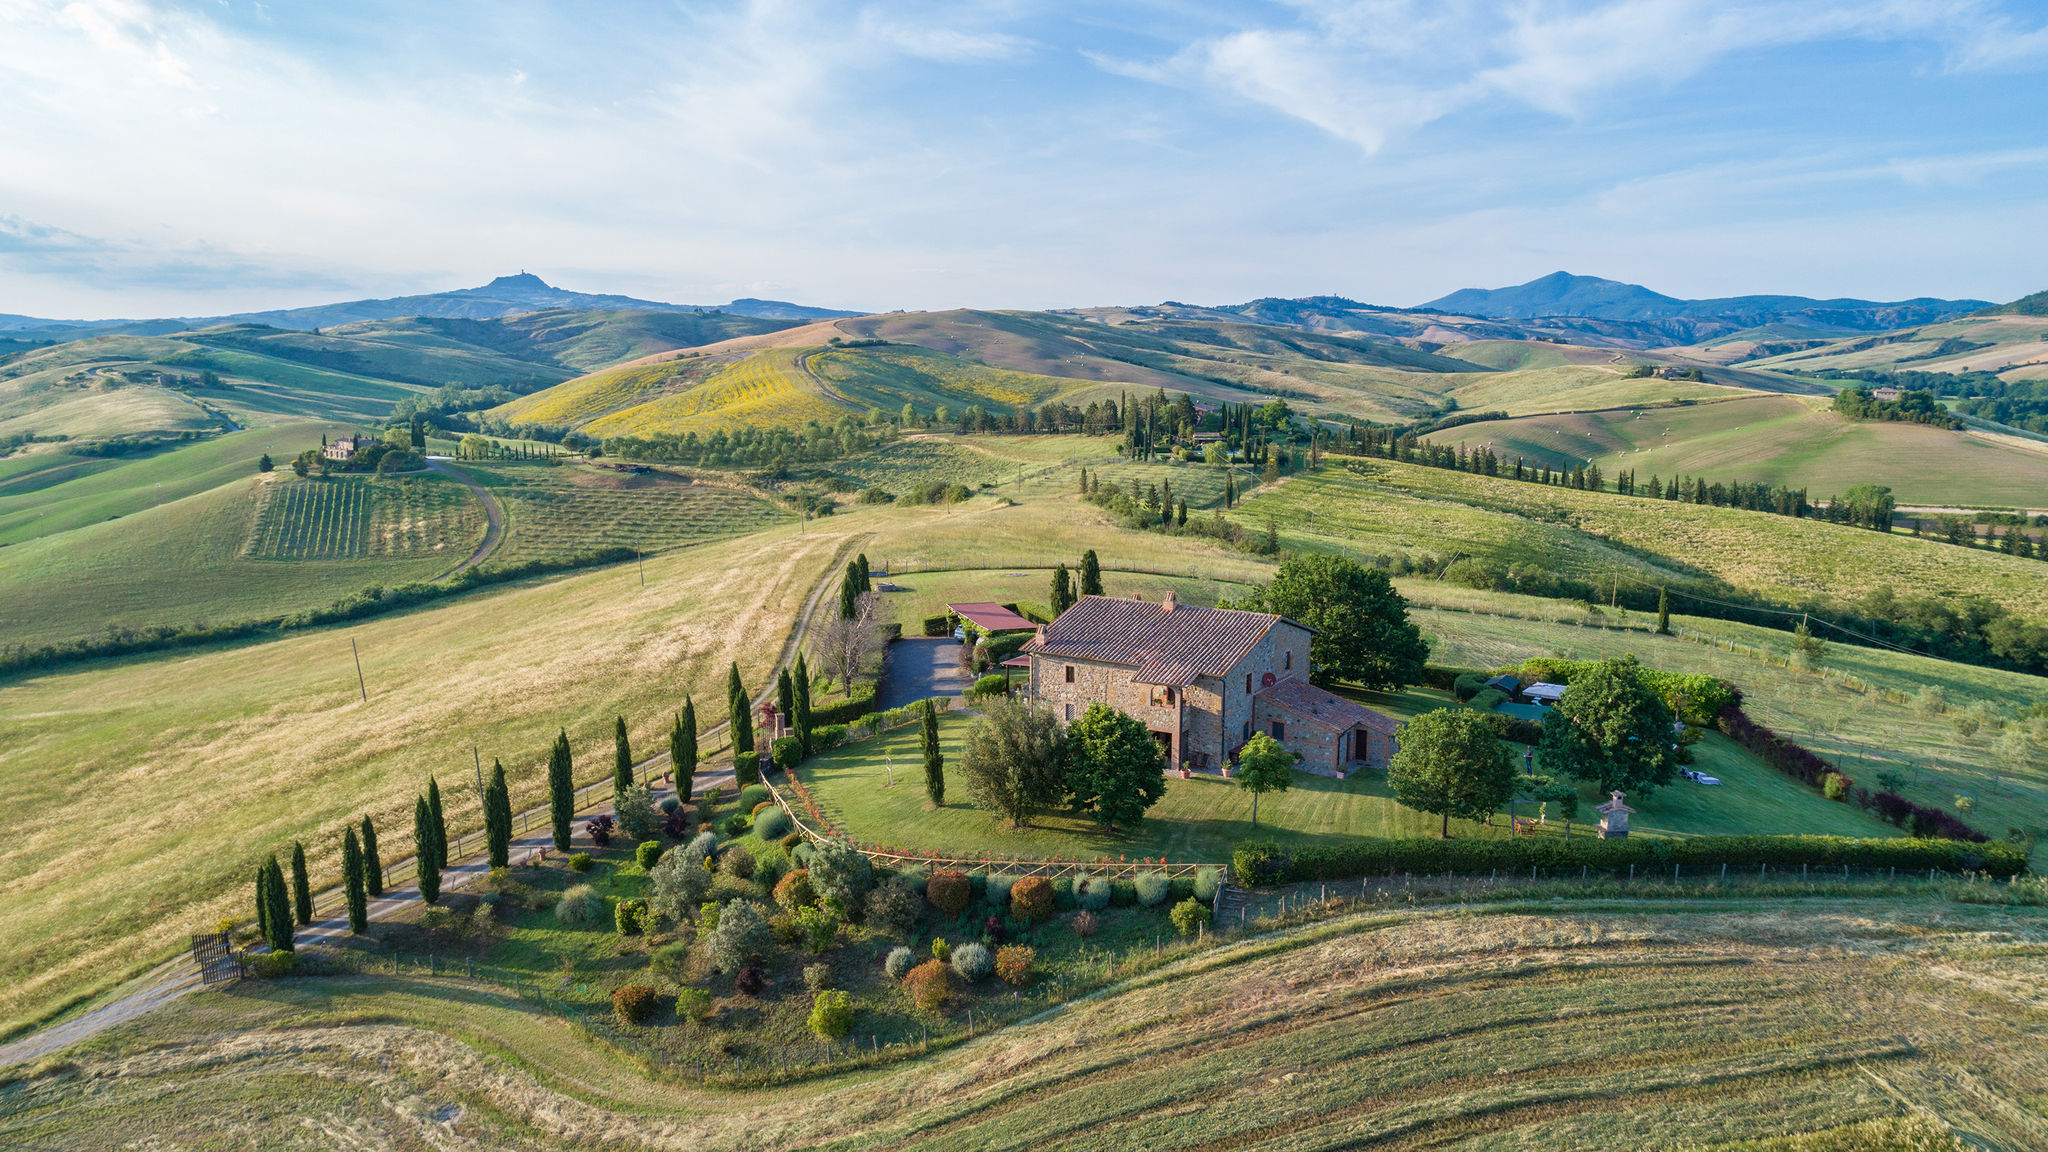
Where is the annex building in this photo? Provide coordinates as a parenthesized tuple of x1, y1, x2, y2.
(1023, 593, 1398, 776)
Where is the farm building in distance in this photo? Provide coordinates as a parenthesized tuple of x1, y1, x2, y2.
(323, 435, 368, 460)
(1024, 593, 1397, 776)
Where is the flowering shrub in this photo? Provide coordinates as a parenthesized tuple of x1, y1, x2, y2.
(809, 989, 855, 1039)
(1070, 910, 1099, 937)
(995, 944, 1035, 986)
(774, 868, 816, 910)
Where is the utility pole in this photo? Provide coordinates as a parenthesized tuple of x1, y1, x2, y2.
(473, 746, 484, 799)
(350, 638, 366, 702)
(638, 550, 645, 588)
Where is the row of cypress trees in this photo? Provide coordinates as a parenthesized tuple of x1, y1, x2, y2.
(256, 681, 748, 940)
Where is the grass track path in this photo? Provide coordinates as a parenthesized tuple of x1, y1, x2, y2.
(425, 459, 504, 578)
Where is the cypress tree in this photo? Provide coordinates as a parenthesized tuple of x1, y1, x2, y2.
(728, 663, 754, 761)
(1176, 499, 1187, 527)
(484, 759, 512, 869)
(794, 654, 814, 757)
(361, 816, 384, 896)
(255, 861, 273, 944)
(674, 698, 698, 802)
(921, 698, 944, 807)
(777, 668, 794, 734)
(289, 841, 313, 925)
(1079, 549, 1103, 597)
(856, 553, 871, 593)
(1050, 563, 1074, 617)
(425, 777, 447, 871)
(262, 858, 294, 953)
(613, 715, 633, 792)
(839, 561, 860, 619)
(1656, 586, 1672, 635)
(548, 729, 574, 852)
(414, 796, 441, 905)
(342, 826, 368, 933)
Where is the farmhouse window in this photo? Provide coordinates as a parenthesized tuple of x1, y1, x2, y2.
(1270, 721, 1285, 741)
(1065, 704, 1075, 721)
(1284, 651, 1292, 671)
(1065, 665, 1075, 683)
(1242, 720, 1252, 740)
(1245, 673, 1252, 693)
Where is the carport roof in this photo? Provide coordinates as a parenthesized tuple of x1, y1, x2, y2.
(948, 602, 1036, 632)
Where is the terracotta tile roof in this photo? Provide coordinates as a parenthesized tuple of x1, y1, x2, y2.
(1256, 677, 1400, 735)
(1024, 595, 1299, 684)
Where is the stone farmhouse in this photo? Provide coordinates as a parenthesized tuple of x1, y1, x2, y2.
(1023, 593, 1399, 777)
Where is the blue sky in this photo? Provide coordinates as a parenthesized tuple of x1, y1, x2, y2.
(3, 0, 2047, 318)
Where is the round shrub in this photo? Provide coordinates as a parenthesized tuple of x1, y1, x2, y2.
(737, 784, 772, 810)
(884, 945, 917, 981)
(659, 796, 680, 814)
(612, 983, 658, 1024)
(931, 936, 951, 962)
(1170, 897, 1213, 937)
(774, 868, 816, 910)
(867, 881, 924, 937)
(1010, 876, 1054, 923)
(733, 965, 766, 997)
(1824, 772, 1852, 802)
(772, 736, 803, 771)
(812, 723, 848, 751)
(1193, 866, 1221, 902)
(985, 873, 1020, 909)
(720, 813, 751, 836)
(994, 944, 1035, 987)
(707, 899, 772, 973)
(1070, 910, 1099, 937)
(809, 989, 856, 1039)
(555, 884, 604, 926)
(904, 959, 951, 1012)
(567, 852, 594, 873)
(950, 941, 993, 982)
(754, 807, 792, 841)
(965, 673, 1010, 701)
(635, 840, 664, 870)
(803, 963, 833, 992)
(723, 843, 756, 880)
(614, 897, 648, 936)
(688, 830, 718, 857)
(1075, 873, 1113, 911)
(1051, 875, 1077, 909)
(1133, 871, 1171, 907)
(926, 870, 971, 917)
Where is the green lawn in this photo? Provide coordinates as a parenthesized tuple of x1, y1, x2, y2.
(793, 703, 1894, 865)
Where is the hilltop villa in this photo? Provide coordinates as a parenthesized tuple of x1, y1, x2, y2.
(1023, 593, 1398, 777)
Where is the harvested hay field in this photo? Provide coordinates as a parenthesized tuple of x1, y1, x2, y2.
(6, 901, 2044, 1149)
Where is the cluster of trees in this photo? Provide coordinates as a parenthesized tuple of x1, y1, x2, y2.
(1831, 386, 1962, 429)
(388, 383, 517, 425)
(1225, 554, 1431, 691)
(956, 698, 1169, 831)
(603, 419, 893, 469)
(1388, 657, 1685, 837)
(1046, 549, 1103, 617)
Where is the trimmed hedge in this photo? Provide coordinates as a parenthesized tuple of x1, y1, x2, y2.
(811, 680, 878, 727)
(1233, 834, 2026, 886)
(922, 614, 953, 637)
(1718, 704, 1989, 842)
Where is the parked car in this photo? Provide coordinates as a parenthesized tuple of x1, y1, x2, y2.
(1682, 769, 1721, 785)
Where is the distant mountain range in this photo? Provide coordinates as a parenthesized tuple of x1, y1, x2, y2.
(1419, 271, 1989, 333)
(0, 274, 863, 341)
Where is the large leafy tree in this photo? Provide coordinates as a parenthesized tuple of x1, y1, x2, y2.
(1233, 733, 1294, 829)
(959, 697, 1068, 827)
(1065, 703, 1166, 831)
(1388, 708, 1517, 838)
(1238, 553, 1428, 690)
(1536, 658, 1683, 796)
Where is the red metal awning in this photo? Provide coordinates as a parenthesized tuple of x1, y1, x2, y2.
(946, 602, 1035, 632)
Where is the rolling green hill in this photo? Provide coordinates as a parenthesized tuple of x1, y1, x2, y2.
(1748, 314, 2048, 380)
(1427, 394, 2048, 506)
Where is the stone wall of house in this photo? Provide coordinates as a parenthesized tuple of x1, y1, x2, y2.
(1030, 655, 1184, 757)
(1250, 697, 1346, 777)
(1214, 621, 1311, 757)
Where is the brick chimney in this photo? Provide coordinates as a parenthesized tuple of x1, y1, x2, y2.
(1162, 590, 1178, 611)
